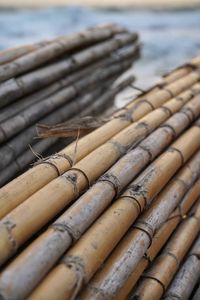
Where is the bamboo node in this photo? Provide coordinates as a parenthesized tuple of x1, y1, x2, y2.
(119, 195, 142, 214)
(107, 140, 127, 156)
(1, 220, 18, 253)
(99, 173, 121, 197)
(161, 124, 177, 138)
(143, 252, 152, 264)
(132, 220, 154, 248)
(51, 222, 80, 242)
(141, 274, 166, 295)
(69, 167, 91, 189)
(114, 110, 134, 123)
(61, 255, 85, 300)
(136, 99, 155, 111)
(168, 147, 185, 165)
(181, 107, 196, 121)
(160, 87, 175, 98)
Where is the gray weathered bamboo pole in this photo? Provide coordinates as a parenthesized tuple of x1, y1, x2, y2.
(0, 70, 199, 218)
(163, 236, 200, 300)
(0, 96, 197, 298)
(0, 43, 139, 123)
(192, 283, 200, 300)
(0, 32, 137, 108)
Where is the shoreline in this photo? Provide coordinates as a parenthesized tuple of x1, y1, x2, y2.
(0, 0, 200, 9)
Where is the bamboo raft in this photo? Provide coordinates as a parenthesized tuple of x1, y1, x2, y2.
(0, 23, 140, 186)
(0, 54, 200, 300)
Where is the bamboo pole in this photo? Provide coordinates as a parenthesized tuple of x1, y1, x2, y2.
(0, 32, 137, 108)
(113, 181, 200, 300)
(0, 24, 128, 82)
(0, 69, 199, 219)
(163, 236, 200, 300)
(23, 128, 200, 300)
(0, 75, 134, 187)
(0, 57, 133, 168)
(0, 98, 198, 299)
(0, 43, 139, 123)
(132, 203, 200, 300)
(0, 95, 199, 266)
(78, 157, 200, 300)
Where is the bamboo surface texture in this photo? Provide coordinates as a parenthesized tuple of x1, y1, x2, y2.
(0, 54, 199, 300)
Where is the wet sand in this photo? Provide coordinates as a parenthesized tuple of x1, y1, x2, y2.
(0, 0, 200, 8)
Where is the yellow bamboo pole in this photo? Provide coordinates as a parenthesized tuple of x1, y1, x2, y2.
(0, 68, 199, 217)
(27, 127, 200, 300)
(0, 97, 199, 299)
(0, 89, 199, 267)
(132, 203, 200, 300)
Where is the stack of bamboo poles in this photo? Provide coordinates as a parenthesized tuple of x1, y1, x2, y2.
(0, 55, 200, 300)
(0, 23, 140, 186)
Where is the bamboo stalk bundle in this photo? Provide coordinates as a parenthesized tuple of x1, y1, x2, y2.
(163, 235, 200, 300)
(0, 97, 199, 299)
(8, 126, 199, 300)
(78, 169, 200, 300)
(0, 75, 134, 187)
(0, 59, 199, 219)
(113, 180, 200, 300)
(131, 203, 200, 300)
(0, 94, 199, 263)
(0, 56, 135, 170)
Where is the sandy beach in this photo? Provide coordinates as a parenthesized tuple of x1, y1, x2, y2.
(0, 0, 200, 8)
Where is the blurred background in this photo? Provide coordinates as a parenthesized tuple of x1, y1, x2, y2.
(0, 0, 200, 89)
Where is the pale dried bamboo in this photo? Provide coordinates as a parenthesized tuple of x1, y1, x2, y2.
(0, 94, 199, 268)
(163, 236, 200, 300)
(113, 181, 200, 300)
(78, 156, 200, 300)
(0, 58, 133, 169)
(24, 128, 200, 300)
(0, 43, 139, 123)
(0, 68, 199, 219)
(0, 97, 198, 299)
(0, 75, 134, 187)
(0, 24, 127, 82)
(0, 32, 137, 108)
(132, 203, 200, 300)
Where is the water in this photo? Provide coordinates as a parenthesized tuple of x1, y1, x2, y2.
(0, 6, 200, 93)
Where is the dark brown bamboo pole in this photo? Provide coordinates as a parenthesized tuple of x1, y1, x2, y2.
(113, 180, 200, 300)
(132, 204, 200, 300)
(0, 43, 139, 123)
(78, 155, 200, 300)
(0, 32, 137, 108)
(23, 128, 200, 300)
(163, 236, 200, 300)
(192, 283, 200, 300)
(0, 70, 199, 219)
(0, 94, 199, 267)
(0, 24, 128, 82)
(0, 98, 198, 300)
(0, 75, 134, 187)
(0, 58, 133, 168)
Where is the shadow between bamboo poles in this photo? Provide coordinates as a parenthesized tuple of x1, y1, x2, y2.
(0, 75, 134, 187)
(163, 235, 200, 300)
(0, 94, 199, 265)
(0, 24, 129, 82)
(78, 159, 200, 300)
(0, 43, 139, 123)
(0, 101, 199, 299)
(131, 203, 200, 300)
(25, 145, 200, 300)
(0, 56, 135, 145)
(192, 283, 200, 300)
(113, 180, 200, 300)
(0, 68, 199, 220)
(0, 58, 133, 169)
(0, 32, 137, 108)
